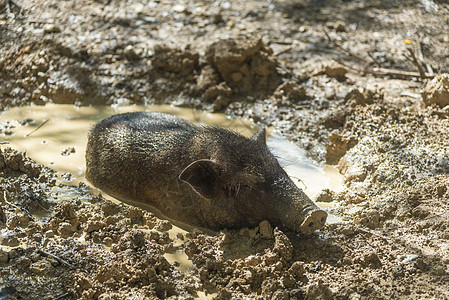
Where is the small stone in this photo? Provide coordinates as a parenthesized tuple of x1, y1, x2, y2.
(203, 82, 232, 102)
(288, 261, 306, 279)
(349, 293, 362, 300)
(196, 65, 220, 91)
(43, 24, 61, 34)
(333, 20, 346, 32)
(172, 4, 187, 13)
(414, 257, 427, 270)
(353, 209, 380, 229)
(401, 254, 419, 265)
(60, 172, 72, 181)
(154, 220, 172, 232)
(273, 229, 293, 261)
(61, 146, 76, 156)
(212, 95, 231, 111)
(361, 251, 382, 268)
(123, 45, 139, 61)
(324, 88, 336, 100)
(213, 13, 224, 24)
(0, 230, 20, 247)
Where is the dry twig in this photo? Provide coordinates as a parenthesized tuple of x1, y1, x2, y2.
(324, 29, 435, 80)
(25, 119, 48, 137)
(38, 249, 74, 268)
(334, 58, 434, 80)
(405, 47, 426, 80)
(2, 191, 35, 222)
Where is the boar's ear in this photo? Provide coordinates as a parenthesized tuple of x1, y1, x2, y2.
(251, 128, 266, 146)
(179, 159, 220, 200)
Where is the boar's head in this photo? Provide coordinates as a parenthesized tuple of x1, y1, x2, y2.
(179, 128, 327, 235)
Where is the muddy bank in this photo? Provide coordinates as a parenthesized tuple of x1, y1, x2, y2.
(1, 0, 449, 299)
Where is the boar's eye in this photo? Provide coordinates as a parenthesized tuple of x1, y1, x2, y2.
(227, 181, 257, 198)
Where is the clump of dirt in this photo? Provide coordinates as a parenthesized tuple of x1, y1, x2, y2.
(422, 73, 449, 108)
(152, 45, 199, 78)
(273, 81, 308, 102)
(205, 36, 280, 97)
(184, 227, 300, 298)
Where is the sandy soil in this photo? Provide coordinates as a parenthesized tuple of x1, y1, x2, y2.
(1, 0, 449, 299)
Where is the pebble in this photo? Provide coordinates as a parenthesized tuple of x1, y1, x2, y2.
(123, 45, 139, 61)
(43, 24, 61, 34)
(401, 254, 419, 264)
(333, 20, 346, 32)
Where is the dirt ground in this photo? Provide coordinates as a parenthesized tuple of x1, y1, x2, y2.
(1, 0, 449, 299)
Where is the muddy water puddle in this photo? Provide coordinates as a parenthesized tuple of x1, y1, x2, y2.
(1, 103, 343, 276)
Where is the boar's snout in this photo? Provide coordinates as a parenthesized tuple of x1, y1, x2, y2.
(271, 175, 328, 235)
(299, 209, 327, 236)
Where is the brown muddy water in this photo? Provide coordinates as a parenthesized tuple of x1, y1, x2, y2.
(0, 103, 344, 274)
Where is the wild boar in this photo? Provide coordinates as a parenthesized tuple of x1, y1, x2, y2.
(85, 112, 327, 235)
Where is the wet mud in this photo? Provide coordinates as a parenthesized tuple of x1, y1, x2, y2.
(1, 0, 449, 299)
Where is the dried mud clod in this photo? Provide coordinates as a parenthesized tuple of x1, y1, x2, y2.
(422, 73, 449, 108)
(325, 132, 358, 165)
(184, 227, 311, 298)
(204, 36, 280, 99)
(152, 45, 199, 78)
(273, 81, 308, 102)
